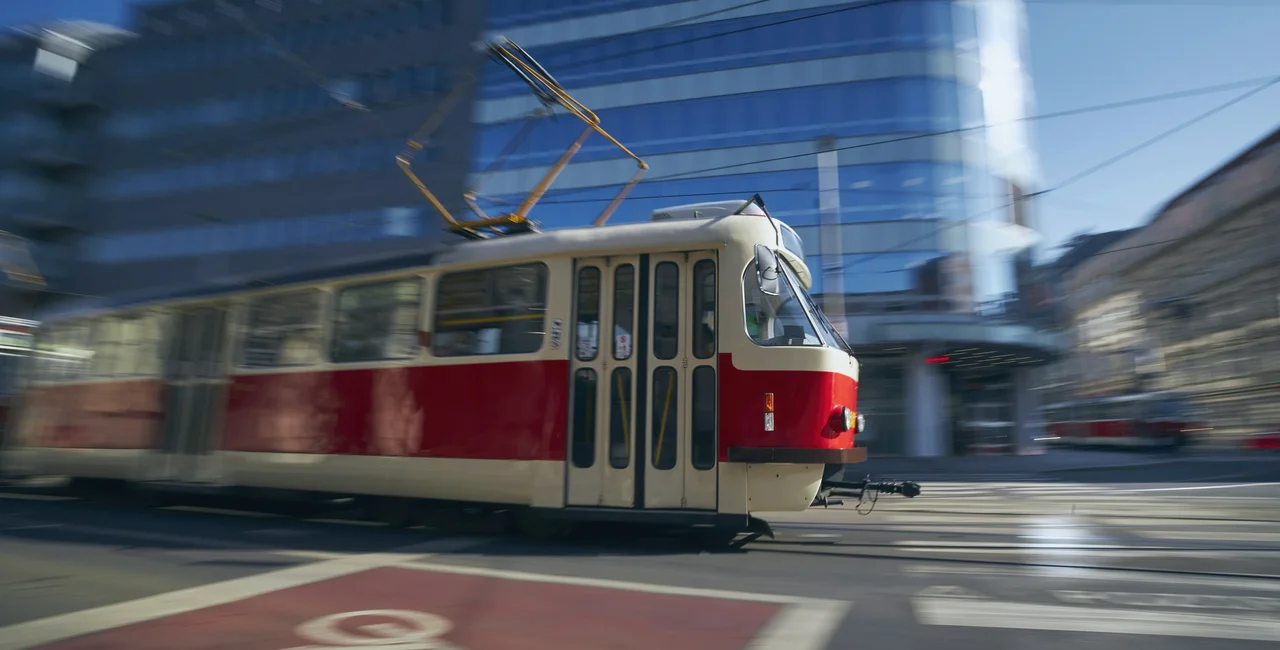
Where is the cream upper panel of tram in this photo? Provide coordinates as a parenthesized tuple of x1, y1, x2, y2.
(26, 214, 806, 382)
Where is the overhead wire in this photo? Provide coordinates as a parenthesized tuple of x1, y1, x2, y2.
(135, 0, 1279, 247)
(518, 71, 1280, 202)
(827, 74, 1280, 275)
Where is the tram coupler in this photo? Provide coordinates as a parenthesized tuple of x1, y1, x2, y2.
(812, 476, 922, 507)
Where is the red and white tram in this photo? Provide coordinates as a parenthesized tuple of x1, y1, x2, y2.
(0, 39, 918, 535)
(1, 199, 884, 534)
(1041, 392, 1209, 449)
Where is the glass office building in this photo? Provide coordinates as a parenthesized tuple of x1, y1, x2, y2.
(470, 0, 1061, 456)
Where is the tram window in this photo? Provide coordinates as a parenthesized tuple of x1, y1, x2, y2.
(608, 367, 632, 469)
(653, 262, 679, 360)
(332, 279, 421, 363)
(433, 263, 547, 357)
(36, 321, 92, 383)
(690, 366, 716, 471)
(90, 317, 122, 377)
(651, 366, 678, 470)
(571, 368, 597, 469)
(241, 289, 325, 368)
(575, 267, 601, 361)
(613, 264, 635, 361)
(106, 312, 165, 377)
(742, 261, 821, 347)
(692, 260, 716, 359)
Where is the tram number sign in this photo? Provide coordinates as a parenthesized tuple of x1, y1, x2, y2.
(281, 609, 466, 650)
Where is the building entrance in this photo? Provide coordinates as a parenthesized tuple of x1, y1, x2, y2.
(950, 371, 1016, 454)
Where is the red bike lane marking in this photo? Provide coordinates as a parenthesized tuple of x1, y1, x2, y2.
(34, 566, 783, 650)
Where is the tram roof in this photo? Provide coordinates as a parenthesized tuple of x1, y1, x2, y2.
(38, 212, 772, 323)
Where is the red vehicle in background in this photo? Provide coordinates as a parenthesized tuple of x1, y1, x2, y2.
(1042, 391, 1209, 449)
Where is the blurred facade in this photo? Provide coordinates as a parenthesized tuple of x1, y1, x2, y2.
(1059, 127, 1280, 444)
(1, 0, 1064, 458)
(65, 0, 485, 298)
(473, 0, 1061, 456)
(0, 21, 132, 313)
(0, 21, 132, 420)
(1030, 228, 1137, 405)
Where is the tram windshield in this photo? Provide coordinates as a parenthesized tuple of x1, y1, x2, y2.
(743, 258, 844, 350)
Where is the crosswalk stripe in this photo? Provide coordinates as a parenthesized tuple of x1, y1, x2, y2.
(912, 596, 1280, 641)
(1134, 530, 1280, 543)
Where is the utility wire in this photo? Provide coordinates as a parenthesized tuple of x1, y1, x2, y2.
(829, 75, 1280, 275)
(530, 71, 1280, 199)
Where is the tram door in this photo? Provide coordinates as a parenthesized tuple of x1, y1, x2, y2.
(565, 253, 718, 511)
(155, 305, 230, 483)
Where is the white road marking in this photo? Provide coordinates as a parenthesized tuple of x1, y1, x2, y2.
(799, 533, 841, 538)
(0, 536, 487, 650)
(1119, 483, 1280, 493)
(888, 543, 1280, 558)
(1134, 529, 1280, 543)
(392, 561, 851, 650)
(912, 595, 1280, 641)
(747, 599, 850, 650)
(1097, 518, 1280, 527)
(1052, 590, 1280, 612)
(274, 550, 351, 561)
(903, 564, 1280, 590)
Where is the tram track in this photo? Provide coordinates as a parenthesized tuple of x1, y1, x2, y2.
(740, 539, 1280, 582)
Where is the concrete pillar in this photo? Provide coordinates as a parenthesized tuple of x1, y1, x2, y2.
(906, 351, 949, 456)
(1011, 366, 1043, 454)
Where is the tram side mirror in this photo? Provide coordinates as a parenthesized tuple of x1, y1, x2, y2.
(755, 244, 781, 296)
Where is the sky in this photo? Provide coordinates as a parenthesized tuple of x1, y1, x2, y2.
(5, 0, 1279, 259)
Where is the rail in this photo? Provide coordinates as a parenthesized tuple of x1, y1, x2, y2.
(397, 37, 648, 240)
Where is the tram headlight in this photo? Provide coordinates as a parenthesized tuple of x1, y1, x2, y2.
(855, 412, 865, 434)
(832, 406, 855, 432)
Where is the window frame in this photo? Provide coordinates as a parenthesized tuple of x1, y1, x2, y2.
(431, 262, 550, 358)
(238, 288, 329, 370)
(330, 276, 424, 364)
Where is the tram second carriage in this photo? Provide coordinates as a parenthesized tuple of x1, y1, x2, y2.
(2, 204, 865, 528)
(1041, 392, 1207, 449)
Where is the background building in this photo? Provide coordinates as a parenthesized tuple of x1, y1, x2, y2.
(469, 0, 1061, 457)
(69, 0, 485, 298)
(0, 20, 132, 314)
(1028, 227, 1137, 406)
(1062, 127, 1280, 445)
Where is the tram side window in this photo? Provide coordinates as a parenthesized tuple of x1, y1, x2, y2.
(692, 260, 716, 359)
(332, 279, 421, 363)
(99, 312, 165, 377)
(433, 263, 548, 357)
(575, 267, 601, 361)
(34, 321, 92, 383)
(742, 261, 821, 347)
(241, 290, 325, 368)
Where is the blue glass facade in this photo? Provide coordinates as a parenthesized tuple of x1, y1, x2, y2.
(469, 0, 1038, 308)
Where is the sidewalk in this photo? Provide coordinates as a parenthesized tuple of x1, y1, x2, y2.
(849, 446, 1276, 478)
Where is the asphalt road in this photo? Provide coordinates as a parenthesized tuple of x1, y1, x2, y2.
(1, 478, 1278, 650)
